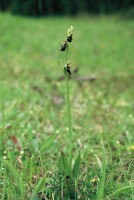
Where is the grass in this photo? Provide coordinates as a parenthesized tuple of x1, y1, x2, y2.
(0, 12, 134, 199)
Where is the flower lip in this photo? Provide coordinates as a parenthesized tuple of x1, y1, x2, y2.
(65, 62, 71, 75)
(67, 34, 73, 43)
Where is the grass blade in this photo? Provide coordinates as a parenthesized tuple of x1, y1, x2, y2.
(96, 139, 107, 200)
(109, 185, 134, 199)
(60, 151, 71, 177)
(3, 160, 24, 198)
(72, 152, 81, 181)
(30, 177, 45, 200)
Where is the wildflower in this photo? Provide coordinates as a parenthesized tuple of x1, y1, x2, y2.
(67, 34, 73, 43)
(64, 62, 71, 75)
(60, 41, 67, 51)
(66, 64, 71, 75)
(67, 26, 73, 43)
(68, 26, 73, 36)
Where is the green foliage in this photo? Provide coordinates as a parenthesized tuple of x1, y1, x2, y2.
(109, 185, 134, 199)
(96, 140, 107, 200)
(60, 152, 81, 181)
(30, 177, 46, 200)
(3, 160, 24, 199)
(60, 152, 81, 199)
(60, 151, 71, 177)
(72, 153, 81, 182)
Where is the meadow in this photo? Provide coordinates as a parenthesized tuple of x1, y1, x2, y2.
(0, 13, 134, 199)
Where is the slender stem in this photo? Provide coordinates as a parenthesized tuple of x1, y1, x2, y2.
(65, 74, 72, 167)
(0, 89, 5, 147)
(64, 46, 72, 168)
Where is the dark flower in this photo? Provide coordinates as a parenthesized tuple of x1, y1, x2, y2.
(65, 62, 71, 75)
(67, 34, 73, 43)
(60, 41, 67, 51)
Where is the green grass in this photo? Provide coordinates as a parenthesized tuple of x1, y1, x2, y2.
(0, 12, 134, 199)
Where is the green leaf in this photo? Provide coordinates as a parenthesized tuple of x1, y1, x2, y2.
(60, 151, 71, 177)
(72, 152, 81, 181)
(30, 177, 45, 200)
(96, 139, 107, 200)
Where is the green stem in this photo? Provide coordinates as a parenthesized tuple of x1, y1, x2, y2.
(0, 90, 5, 147)
(65, 73, 72, 169)
(64, 45, 72, 168)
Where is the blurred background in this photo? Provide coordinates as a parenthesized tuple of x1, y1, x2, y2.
(0, 0, 134, 17)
